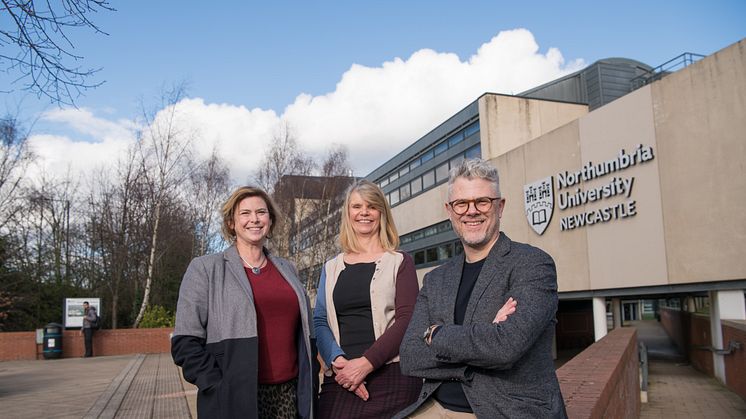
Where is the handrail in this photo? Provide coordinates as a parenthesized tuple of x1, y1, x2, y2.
(693, 340, 743, 355)
(630, 52, 706, 90)
(639, 341, 649, 392)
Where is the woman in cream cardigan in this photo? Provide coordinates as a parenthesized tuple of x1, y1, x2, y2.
(314, 180, 421, 418)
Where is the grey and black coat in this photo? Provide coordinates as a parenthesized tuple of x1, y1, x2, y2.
(171, 245, 316, 419)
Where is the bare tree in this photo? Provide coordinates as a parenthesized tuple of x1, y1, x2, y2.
(133, 84, 194, 327)
(0, 0, 114, 104)
(254, 122, 314, 194)
(188, 147, 231, 257)
(86, 145, 149, 328)
(253, 123, 315, 257)
(0, 114, 33, 232)
(291, 146, 353, 291)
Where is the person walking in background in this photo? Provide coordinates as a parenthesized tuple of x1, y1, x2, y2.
(396, 158, 566, 418)
(172, 186, 316, 419)
(80, 301, 97, 357)
(314, 179, 422, 419)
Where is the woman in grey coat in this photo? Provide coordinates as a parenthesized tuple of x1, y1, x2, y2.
(172, 186, 316, 419)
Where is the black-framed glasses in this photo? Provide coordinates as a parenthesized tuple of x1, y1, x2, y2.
(447, 197, 501, 215)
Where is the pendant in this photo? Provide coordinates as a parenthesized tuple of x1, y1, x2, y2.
(251, 267, 261, 275)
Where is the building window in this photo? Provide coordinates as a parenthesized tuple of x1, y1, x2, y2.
(400, 183, 411, 200)
(408, 239, 462, 267)
(464, 121, 480, 138)
(422, 170, 435, 189)
(410, 159, 421, 170)
(410, 177, 422, 195)
(435, 162, 449, 183)
(389, 189, 400, 205)
(434, 141, 448, 156)
(465, 144, 481, 159)
(399, 165, 409, 177)
(421, 149, 434, 164)
(438, 243, 453, 260)
(399, 220, 452, 244)
(450, 154, 464, 170)
(448, 131, 464, 147)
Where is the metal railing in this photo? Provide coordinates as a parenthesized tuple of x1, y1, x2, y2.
(693, 340, 743, 355)
(631, 52, 706, 90)
(639, 342, 649, 393)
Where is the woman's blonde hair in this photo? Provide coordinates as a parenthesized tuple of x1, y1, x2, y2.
(220, 186, 281, 243)
(339, 179, 399, 253)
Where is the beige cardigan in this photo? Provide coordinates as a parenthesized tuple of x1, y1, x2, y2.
(322, 251, 405, 364)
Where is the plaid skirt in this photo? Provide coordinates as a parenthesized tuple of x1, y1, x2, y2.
(318, 362, 422, 419)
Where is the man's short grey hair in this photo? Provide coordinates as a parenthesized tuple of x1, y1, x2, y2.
(447, 158, 501, 198)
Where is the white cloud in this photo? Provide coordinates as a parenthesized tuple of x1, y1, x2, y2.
(27, 28, 584, 185)
(284, 28, 584, 175)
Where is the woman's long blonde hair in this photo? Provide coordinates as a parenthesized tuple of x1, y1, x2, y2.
(339, 180, 399, 253)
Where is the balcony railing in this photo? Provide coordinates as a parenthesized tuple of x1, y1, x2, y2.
(631, 52, 706, 90)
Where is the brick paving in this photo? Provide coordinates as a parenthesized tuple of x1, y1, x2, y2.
(0, 353, 192, 419)
(0, 354, 135, 419)
(3, 347, 746, 418)
(641, 360, 746, 419)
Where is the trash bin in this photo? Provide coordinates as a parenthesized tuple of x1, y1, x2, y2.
(43, 322, 64, 359)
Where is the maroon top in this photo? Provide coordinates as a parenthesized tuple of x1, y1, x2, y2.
(362, 252, 419, 369)
(245, 259, 300, 384)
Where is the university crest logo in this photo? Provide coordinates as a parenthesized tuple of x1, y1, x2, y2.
(523, 176, 554, 235)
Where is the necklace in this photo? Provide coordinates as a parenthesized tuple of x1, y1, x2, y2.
(239, 253, 266, 275)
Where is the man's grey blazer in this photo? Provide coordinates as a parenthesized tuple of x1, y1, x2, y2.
(397, 232, 567, 419)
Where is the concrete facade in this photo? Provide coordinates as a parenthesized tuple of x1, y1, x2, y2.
(370, 40, 746, 381)
(385, 39, 746, 295)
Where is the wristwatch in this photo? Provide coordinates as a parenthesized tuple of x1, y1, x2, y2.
(423, 324, 439, 346)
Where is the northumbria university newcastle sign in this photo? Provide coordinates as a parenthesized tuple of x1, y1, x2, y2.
(524, 144, 655, 235)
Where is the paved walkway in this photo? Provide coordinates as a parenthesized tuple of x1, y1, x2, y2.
(0, 353, 196, 418)
(641, 359, 746, 418)
(2, 340, 745, 418)
(629, 320, 746, 418)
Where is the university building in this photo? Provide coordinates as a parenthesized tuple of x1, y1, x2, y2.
(365, 39, 746, 380)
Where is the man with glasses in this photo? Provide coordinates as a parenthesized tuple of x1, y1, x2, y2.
(397, 158, 567, 418)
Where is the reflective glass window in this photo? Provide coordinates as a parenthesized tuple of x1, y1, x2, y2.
(450, 154, 464, 170)
(448, 131, 464, 147)
(389, 189, 400, 205)
(465, 144, 481, 159)
(464, 121, 480, 138)
(422, 170, 435, 189)
(438, 243, 453, 260)
(435, 162, 449, 182)
(421, 150, 434, 163)
(434, 141, 448, 156)
(410, 177, 422, 195)
(400, 183, 411, 200)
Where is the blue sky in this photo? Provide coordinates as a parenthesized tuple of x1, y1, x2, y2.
(3, 0, 744, 182)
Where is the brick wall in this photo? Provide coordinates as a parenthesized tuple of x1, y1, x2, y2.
(0, 331, 39, 360)
(722, 320, 746, 400)
(659, 309, 746, 400)
(557, 327, 640, 419)
(688, 314, 714, 376)
(659, 307, 690, 357)
(0, 328, 173, 361)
